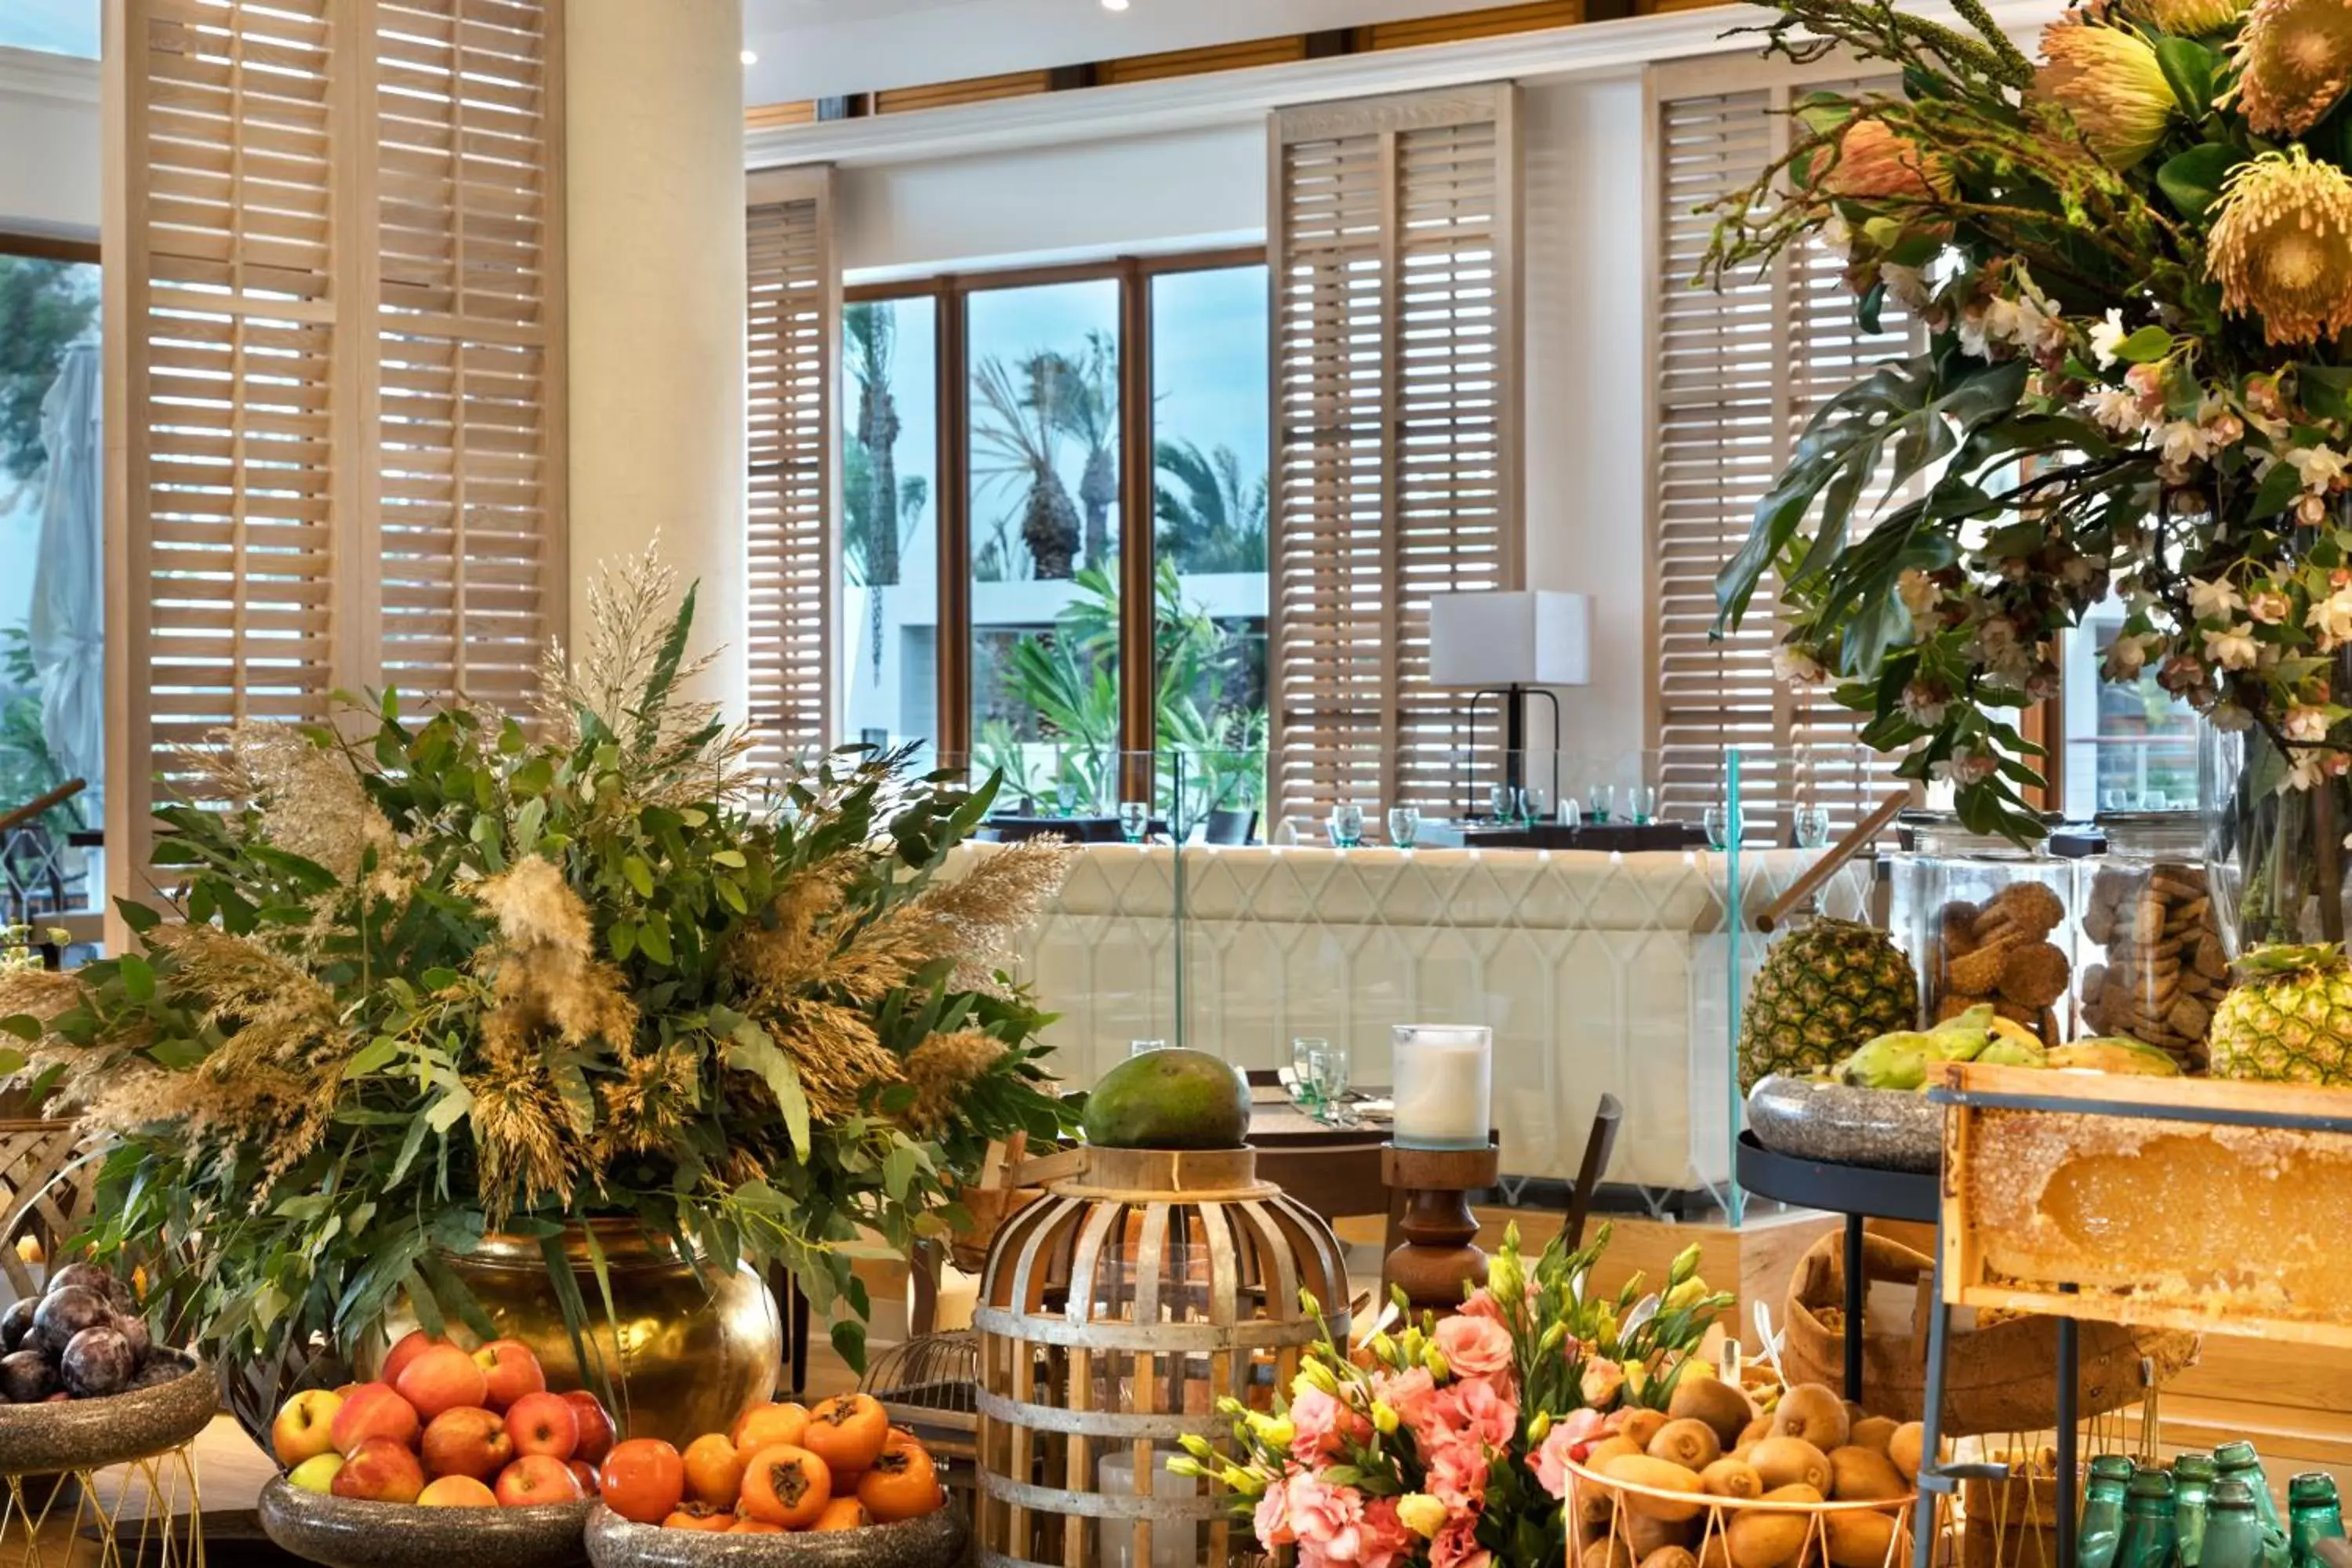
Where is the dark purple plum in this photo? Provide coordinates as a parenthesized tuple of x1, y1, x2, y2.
(0, 1298, 34, 1352)
(0, 1351, 53, 1403)
(109, 1313, 150, 1367)
(126, 1359, 182, 1391)
(60, 1327, 131, 1398)
(31, 1288, 107, 1354)
(42, 1263, 108, 1298)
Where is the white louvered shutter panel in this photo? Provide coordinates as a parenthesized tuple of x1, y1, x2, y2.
(1650, 67, 1919, 842)
(1269, 85, 1519, 822)
(107, 0, 564, 907)
(745, 167, 837, 771)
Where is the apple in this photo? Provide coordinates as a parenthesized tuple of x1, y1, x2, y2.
(567, 1460, 600, 1497)
(470, 1339, 545, 1411)
(378, 1330, 440, 1389)
(328, 1382, 420, 1456)
(416, 1475, 499, 1508)
(419, 1406, 514, 1483)
(561, 1391, 615, 1465)
(504, 1391, 579, 1461)
(394, 1343, 488, 1421)
(286, 1454, 345, 1495)
(495, 1453, 584, 1508)
(270, 1388, 345, 1468)
(332, 1437, 425, 1504)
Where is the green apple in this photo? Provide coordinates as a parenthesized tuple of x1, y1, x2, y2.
(287, 1453, 345, 1494)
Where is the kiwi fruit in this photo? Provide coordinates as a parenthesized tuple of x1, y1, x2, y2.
(1627, 1511, 1693, 1557)
(1764, 1483, 1825, 1504)
(1828, 1446, 1907, 1501)
(1771, 1383, 1851, 1450)
(1887, 1422, 1926, 1483)
(1619, 1409, 1671, 1450)
(1584, 1540, 1637, 1568)
(1588, 1436, 1644, 1471)
(1698, 1531, 1733, 1568)
(1650, 1418, 1723, 1471)
(1747, 1436, 1832, 1494)
(1848, 1416, 1899, 1455)
(1700, 1458, 1762, 1499)
(1737, 1415, 1775, 1449)
(1825, 1511, 1901, 1568)
(1640, 1548, 1700, 1568)
(1669, 1376, 1759, 1448)
(1726, 1504, 1809, 1568)
(1602, 1455, 1706, 1523)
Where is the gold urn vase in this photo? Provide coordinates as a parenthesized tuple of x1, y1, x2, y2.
(379, 1220, 782, 1450)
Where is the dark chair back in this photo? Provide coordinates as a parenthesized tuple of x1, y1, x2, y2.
(1565, 1094, 1624, 1249)
(1205, 808, 1258, 846)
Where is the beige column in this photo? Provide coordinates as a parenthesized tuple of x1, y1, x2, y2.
(564, 0, 747, 714)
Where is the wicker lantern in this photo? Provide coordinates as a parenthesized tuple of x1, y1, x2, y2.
(974, 1145, 1348, 1568)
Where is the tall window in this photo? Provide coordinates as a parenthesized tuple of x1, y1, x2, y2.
(0, 0, 98, 56)
(839, 295, 940, 753)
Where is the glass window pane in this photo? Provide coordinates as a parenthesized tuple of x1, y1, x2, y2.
(840, 296, 940, 760)
(0, 0, 98, 56)
(965, 278, 1122, 808)
(2060, 615, 2198, 816)
(1, 253, 103, 916)
(1152, 264, 1269, 838)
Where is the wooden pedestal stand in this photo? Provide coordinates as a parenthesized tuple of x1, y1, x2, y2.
(1381, 1142, 1501, 1312)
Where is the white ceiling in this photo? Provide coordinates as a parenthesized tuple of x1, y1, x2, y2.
(740, 0, 1547, 103)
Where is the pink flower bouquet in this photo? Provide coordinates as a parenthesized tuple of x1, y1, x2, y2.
(1178, 1222, 1735, 1567)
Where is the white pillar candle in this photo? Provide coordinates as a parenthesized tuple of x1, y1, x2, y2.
(1390, 1025, 1493, 1150)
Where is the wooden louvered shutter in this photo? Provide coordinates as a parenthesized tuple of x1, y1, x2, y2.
(744, 166, 837, 771)
(1650, 62, 1919, 841)
(105, 0, 564, 903)
(1269, 85, 1519, 821)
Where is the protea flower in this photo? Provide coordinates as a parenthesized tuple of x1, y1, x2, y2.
(2128, 0, 2250, 34)
(2234, 0, 2352, 134)
(2207, 148, 2352, 343)
(2035, 19, 2180, 166)
(1809, 117, 1951, 202)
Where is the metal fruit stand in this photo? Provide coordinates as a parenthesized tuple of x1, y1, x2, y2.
(1911, 1062, 2352, 1568)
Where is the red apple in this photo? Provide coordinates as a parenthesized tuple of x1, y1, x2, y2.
(470, 1338, 546, 1412)
(561, 1391, 615, 1465)
(505, 1390, 579, 1461)
(270, 1388, 345, 1468)
(328, 1382, 420, 1457)
(420, 1405, 514, 1482)
(332, 1436, 425, 1504)
(379, 1330, 440, 1389)
(495, 1453, 584, 1508)
(394, 1343, 488, 1421)
(416, 1475, 499, 1508)
(568, 1459, 600, 1497)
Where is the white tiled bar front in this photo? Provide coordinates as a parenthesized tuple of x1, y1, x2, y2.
(948, 843, 1865, 1196)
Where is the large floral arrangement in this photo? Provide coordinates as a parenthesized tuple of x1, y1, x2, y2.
(0, 552, 1074, 1373)
(1181, 1225, 1733, 1568)
(1704, 0, 2352, 863)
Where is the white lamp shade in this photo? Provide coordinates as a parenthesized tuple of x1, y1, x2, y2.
(1427, 590, 1591, 687)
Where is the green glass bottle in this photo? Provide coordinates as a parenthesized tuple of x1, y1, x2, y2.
(2081, 1455, 2140, 1568)
(2288, 1472, 2345, 1568)
(2177, 1454, 2220, 1568)
(2210, 1481, 2274, 1568)
(2217, 1442, 2285, 1534)
(2114, 1468, 2180, 1568)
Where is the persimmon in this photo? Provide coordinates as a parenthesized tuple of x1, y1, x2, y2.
(728, 1518, 786, 1534)
(737, 1443, 831, 1528)
(731, 1401, 809, 1452)
(660, 1503, 735, 1532)
(813, 1497, 871, 1532)
(681, 1433, 745, 1508)
(597, 1439, 685, 1525)
(858, 1437, 942, 1523)
(802, 1393, 889, 1476)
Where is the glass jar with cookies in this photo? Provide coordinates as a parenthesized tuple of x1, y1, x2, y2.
(2077, 811, 2228, 1072)
(1890, 811, 2081, 1047)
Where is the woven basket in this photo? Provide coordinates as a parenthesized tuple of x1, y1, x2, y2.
(1566, 1455, 1923, 1568)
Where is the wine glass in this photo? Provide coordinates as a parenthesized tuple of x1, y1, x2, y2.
(1387, 806, 1421, 848)
(1524, 785, 1551, 825)
(1628, 784, 1660, 826)
(1118, 800, 1149, 843)
(1703, 804, 1744, 849)
(1487, 783, 1523, 825)
(1305, 1043, 1352, 1123)
(1055, 777, 1078, 818)
(1330, 803, 1366, 848)
(1587, 783, 1616, 824)
(1794, 804, 1831, 848)
(1290, 1036, 1330, 1112)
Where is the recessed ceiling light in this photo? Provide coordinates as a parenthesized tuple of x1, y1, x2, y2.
(1101, 0, 1130, 10)
(741, 48, 759, 65)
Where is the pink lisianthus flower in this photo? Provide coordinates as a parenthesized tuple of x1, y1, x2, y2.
(1530, 1419, 1584, 1501)
(1454, 1288, 1508, 1327)
(1431, 1516, 1494, 1568)
(1434, 1376, 1519, 1452)
(1288, 1475, 1367, 1566)
(1425, 1431, 1492, 1512)
(1373, 1366, 1441, 1445)
(1356, 1497, 1417, 1568)
(1287, 1385, 1361, 1465)
(1254, 1476, 1297, 1549)
(1435, 1315, 1515, 1383)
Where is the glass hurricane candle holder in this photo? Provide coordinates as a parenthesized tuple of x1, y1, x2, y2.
(1389, 1025, 1492, 1151)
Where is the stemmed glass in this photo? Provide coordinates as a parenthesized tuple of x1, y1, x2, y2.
(1055, 777, 1078, 818)
(1387, 806, 1421, 848)
(1290, 1036, 1330, 1113)
(1488, 784, 1524, 825)
(1330, 803, 1367, 848)
(1305, 1042, 1352, 1125)
(1587, 783, 1616, 824)
(1628, 784, 1660, 826)
(1524, 785, 1551, 826)
(1794, 804, 1831, 848)
(1118, 800, 1149, 843)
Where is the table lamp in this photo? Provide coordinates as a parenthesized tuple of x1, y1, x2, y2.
(1428, 590, 1591, 818)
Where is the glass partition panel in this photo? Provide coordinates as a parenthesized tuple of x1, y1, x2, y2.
(840, 296, 941, 755)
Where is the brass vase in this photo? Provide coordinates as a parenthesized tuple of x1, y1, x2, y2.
(378, 1220, 782, 1450)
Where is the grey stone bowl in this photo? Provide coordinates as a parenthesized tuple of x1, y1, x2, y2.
(258, 1475, 594, 1568)
(1746, 1073, 1942, 1173)
(0, 1352, 217, 1475)
(585, 1498, 969, 1568)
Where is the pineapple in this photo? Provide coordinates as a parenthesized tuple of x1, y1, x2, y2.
(1737, 917, 1920, 1091)
(2206, 943, 2352, 1083)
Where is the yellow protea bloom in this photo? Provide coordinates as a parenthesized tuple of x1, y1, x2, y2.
(2207, 148, 2352, 343)
(2035, 19, 2180, 166)
(2235, 0, 2352, 133)
(2127, 0, 2249, 34)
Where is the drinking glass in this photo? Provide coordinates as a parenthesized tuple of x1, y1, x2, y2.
(1118, 800, 1149, 843)
(1330, 802, 1366, 848)
(1487, 783, 1524, 824)
(1703, 804, 1744, 849)
(1793, 804, 1831, 848)
(1387, 806, 1421, 848)
(1587, 783, 1616, 824)
(1129, 1038, 1167, 1057)
(1305, 1042, 1352, 1123)
(1524, 785, 1551, 825)
(1290, 1036, 1330, 1111)
(1055, 778, 1078, 818)
(1628, 783, 1660, 826)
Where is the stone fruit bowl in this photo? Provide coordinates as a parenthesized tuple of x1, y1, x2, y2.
(1744, 1073, 1941, 1173)
(584, 1498, 969, 1568)
(0, 1351, 216, 1475)
(257, 1475, 596, 1568)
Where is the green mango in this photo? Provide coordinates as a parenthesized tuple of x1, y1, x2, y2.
(1837, 1033, 1931, 1091)
(1933, 1002, 1997, 1036)
(1977, 1036, 2049, 1069)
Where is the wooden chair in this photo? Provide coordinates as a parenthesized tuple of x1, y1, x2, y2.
(1563, 1094, 1624, 1248)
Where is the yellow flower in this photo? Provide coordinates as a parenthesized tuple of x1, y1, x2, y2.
(1372, 1402, 1400, 1436)
(2234, 0, 2352, 134)
(1665, 1277, 1711, 1312)
(2035, 19, 2180, 165)
(2208, 148, 2352, 343)
(2128, 0, 2250, 31)
(1398, 1495, 1450, 1538)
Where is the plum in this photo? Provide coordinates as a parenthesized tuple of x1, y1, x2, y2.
(31, 1287, 107, 1354)
(60, 1327, 131, 1398)
(127, 1359, 182, 1390)
(0, 1351, 53, 1403)
(110, 1313, 150, 1367)
(47, 1264, 132, 1313)
(0, 1298, 34, 1353)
